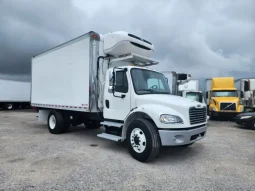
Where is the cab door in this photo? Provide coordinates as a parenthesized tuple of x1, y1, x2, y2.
(103, 68, 131, 121)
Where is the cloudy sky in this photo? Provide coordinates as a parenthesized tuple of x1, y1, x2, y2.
(0, 0, 254, 82)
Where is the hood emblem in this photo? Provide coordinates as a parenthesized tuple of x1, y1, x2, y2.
(197, 104, 201, 107)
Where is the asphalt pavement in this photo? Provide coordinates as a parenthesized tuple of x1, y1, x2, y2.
(0, 110, 254, 191)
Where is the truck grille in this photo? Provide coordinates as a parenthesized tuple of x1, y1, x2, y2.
(220, 103, 236, 111)
(189, 107, 207, 125)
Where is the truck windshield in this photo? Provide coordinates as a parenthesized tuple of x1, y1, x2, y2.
(131, 68, 171, 95)
(212, 90, 238, 97)
(186, 92, 203, 103)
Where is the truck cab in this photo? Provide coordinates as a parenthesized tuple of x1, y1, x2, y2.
(178, 80, 205, 104)
(205, 77, 244, 119)
(180, 91, 205, 103)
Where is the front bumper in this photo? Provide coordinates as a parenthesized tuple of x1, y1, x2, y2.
(211, 111, 242, 118)
(158, 125, 207, 146)
(234, 117, 254, 127)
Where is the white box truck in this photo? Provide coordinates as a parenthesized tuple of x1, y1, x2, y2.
(0, 79, 31, 110)
(31, 31, 208, 162)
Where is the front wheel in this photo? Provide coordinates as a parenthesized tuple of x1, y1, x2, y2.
(209, 111, 215, 120)
(127, 119, 160, 162)
(248, 120, 255, 130)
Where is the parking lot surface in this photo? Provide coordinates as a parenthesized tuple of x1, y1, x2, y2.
(0, 110, 255, 191)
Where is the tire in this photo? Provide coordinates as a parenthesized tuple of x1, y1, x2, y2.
(84, 121, 101, 129)
(126, 118, 160, 162)
(47, 110, 65, 134)
(209, 111, 215, 120)
(249, 120, 255, 130)
(5, 103, 13, 110)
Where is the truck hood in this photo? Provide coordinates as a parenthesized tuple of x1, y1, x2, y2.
(136, 94, 205, 109)
(211, 97, 239, 103)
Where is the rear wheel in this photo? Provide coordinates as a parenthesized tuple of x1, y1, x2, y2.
(127, 119, 160, 162)
(47, 110, 66, 134)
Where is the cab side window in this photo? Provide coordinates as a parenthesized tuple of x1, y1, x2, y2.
(115, 71, 128, 93)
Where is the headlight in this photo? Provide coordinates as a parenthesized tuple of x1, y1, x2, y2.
(211, 107, 216, 111)
(240, 116, 252, 119)
(160, 114, 183, 124)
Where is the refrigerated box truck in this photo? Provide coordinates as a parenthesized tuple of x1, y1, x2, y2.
(31, 31, 208, 162)
(0, 79, 30, 110)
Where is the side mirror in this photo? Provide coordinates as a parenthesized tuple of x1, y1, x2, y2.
(112, 70, 116, 94)
(241, 91, 244, 98)
(111, 67, 127, 99)
(244, 81, 249, 91)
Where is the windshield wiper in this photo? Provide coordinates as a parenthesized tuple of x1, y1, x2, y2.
(139, 89, 170, 94)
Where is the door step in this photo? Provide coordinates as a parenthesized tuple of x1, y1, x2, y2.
(100, 121, 123, 128)
(97, 133, 122, 142)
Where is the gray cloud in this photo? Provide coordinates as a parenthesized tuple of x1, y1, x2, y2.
(0, 0, 254, 82)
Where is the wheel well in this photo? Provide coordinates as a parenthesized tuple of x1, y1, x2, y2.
(122, 112, 157, 140)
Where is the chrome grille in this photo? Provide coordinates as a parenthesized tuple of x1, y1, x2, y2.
(220, 102, 236, 111)
(189, 107, 207, 125)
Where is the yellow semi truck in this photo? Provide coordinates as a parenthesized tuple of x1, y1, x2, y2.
(205, 77, 244, 119)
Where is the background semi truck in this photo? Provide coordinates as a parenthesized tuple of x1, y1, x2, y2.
(160, 71, 191, 95)
(205, 77, 243, 119)
(178, 79, 205, 104)
(0, 78, 31, 110)
(235, 78, 255, 112)
(31, 31, 208, 162)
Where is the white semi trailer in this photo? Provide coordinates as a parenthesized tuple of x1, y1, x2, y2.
(31, 31, 208, 162)
(0, 79, 31, 110)
(235, 78, 255, 112)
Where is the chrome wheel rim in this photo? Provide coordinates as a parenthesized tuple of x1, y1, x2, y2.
(130, 128, 146, 153)
(49, 115, 56, 129)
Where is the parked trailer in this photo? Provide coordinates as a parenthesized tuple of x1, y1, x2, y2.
(31, 31, 208, 162)
(235, 78, 255, 112)
(0, 79, 30, 110)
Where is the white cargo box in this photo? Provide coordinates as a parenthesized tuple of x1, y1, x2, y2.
(0, 79, 31, 102)
(31, 32, 100, 112)
(178, 80, 199, 92)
